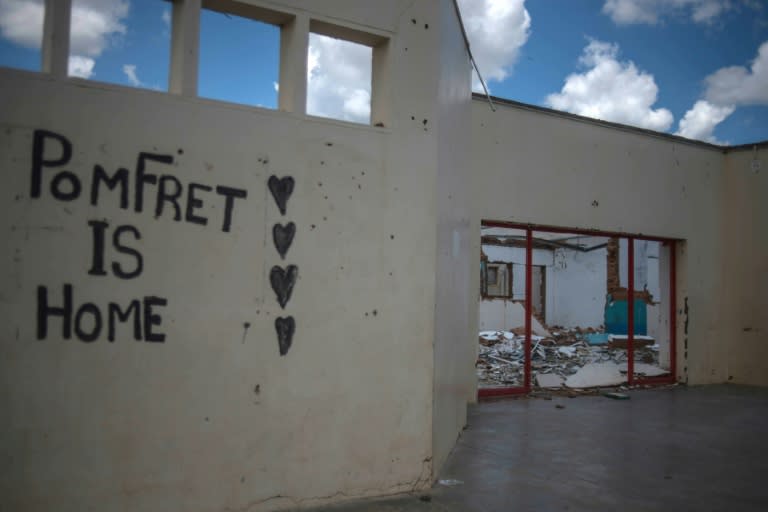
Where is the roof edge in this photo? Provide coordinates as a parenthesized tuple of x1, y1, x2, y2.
(472, 93, 768, 152)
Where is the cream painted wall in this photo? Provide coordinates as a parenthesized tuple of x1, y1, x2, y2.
(0, 1, 473, 510)
(721, 145, 768, 385)
(470, 99, 726, 385)
(431, 0, 473, 476)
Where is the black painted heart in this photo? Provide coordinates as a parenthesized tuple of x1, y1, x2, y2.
(272, 222, 296, 260)
(268, 175, 295, 216)
(270, 264, 298, 309)
(275, 316, 295, 356)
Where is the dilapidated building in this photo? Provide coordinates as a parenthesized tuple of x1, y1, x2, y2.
(1, 1, 766, 511)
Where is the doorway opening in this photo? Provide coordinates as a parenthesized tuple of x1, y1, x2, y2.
(477, 221, 678, 398)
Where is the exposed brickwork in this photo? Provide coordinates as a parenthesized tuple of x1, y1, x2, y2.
(607, 237, 620, 292)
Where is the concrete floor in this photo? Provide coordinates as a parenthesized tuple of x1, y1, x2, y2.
(315, 385, 768, 511)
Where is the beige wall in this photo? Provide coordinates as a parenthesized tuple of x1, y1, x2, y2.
(431, 0, 474, 474)
(721, 145, 768, 385)
(470, 99, 728, 385)
(0, 1, 473, 510)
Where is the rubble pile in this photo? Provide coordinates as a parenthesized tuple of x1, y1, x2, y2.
(477, 327, 666, 389)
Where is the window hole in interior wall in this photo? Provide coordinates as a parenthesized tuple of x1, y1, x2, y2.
(67, 0, 170, 90)
(307, 33, 372, 125)
(0, 0, 45, 72)
(199, 6, 279, 108)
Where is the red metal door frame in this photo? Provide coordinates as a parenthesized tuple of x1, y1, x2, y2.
(478, 221, 679, 399)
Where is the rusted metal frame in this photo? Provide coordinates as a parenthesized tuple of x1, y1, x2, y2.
(627, 237, 635, 386)
(636, 239, 677, 385)
(481, 220, 679, 243)
(478, 229, 533, 399)
(525, 228, 533, 392)
(635, 375, 675, 385)
(669, 240, 677, 381)
(478, 222, 680, 397)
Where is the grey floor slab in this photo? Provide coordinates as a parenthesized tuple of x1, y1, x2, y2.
(312, 385, 768, 511)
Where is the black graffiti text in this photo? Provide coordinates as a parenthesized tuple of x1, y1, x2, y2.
(36, 284, 168, 342)
(30, 129, 248, 233)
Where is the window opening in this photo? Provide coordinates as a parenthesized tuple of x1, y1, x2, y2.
(0, 0, 45, 72)
(199, 5, 279, 108)
(67, 0, 170, 90)
(307, 32, 371, 124)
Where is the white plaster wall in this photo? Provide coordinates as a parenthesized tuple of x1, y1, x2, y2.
(0, 1, 472, 510)
(478, 300, 550, 336)
(549, 248, 607, 329)
(471, 99, 725, 385)
(482, 245, 553, 266)
(481, 243, 608, 328)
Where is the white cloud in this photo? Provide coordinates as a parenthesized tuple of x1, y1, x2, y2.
(306, 33, 371, 124)
(162, 7, 170, 27)
(704, 40, 768, 106)
(70, 0, 129, 56)
(0, 0, 128, 73)
(675, 40, 768, 143)
(0, 0, 44, 49)
(457, 0, 531, 92)
(675, 100, 734, 143)
(122, 63, 141, 86)
(546, 40, 674, 131)
(68, 55, 94, 78)
(273, 81, 279, 92)
(602, 0, 730, 25)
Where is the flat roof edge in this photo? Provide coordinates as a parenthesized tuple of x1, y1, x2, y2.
(472, 93, 768, 152)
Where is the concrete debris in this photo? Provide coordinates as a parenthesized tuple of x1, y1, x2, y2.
(438, 479, 464, 486)
(477, 327, 668, 389)
(565, 363, 624, 388)
(536, 373, 565, 389)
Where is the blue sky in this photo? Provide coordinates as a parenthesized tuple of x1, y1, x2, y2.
(0, 0, 766, 145)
